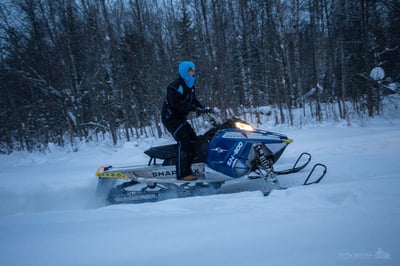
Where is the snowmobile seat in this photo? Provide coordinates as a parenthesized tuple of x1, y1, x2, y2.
(144, 144, 178, 160)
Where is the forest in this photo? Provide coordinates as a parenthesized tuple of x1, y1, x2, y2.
(0, 0, 399, 153)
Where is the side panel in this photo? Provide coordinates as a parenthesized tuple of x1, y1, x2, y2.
(205, 128, 289, 178)
(206, 129, 252, 178)
(97, 163, 205, 180)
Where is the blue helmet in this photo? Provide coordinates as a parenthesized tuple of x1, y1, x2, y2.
(178, 61, 196, 88)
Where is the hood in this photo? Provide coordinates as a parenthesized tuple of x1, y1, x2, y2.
(178, 61, 196, 88)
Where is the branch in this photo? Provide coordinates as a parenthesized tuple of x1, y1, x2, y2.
(380, 0, 400, 13)
(356, 72, 379, 86)
(80, 122, 110, 130)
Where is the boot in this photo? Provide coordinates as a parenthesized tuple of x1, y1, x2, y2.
(179, 175, 197, 181)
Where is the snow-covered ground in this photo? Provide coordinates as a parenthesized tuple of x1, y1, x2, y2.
(1, 114, 399, 265)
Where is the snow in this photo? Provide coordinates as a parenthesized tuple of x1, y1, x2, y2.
(1, 115, 400, 265)
(370, 66, 385, 81)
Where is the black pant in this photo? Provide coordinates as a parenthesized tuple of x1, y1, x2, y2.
(162, 116, 197, 179)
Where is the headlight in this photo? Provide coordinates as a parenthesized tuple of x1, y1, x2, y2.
(235, 121, 254, 131)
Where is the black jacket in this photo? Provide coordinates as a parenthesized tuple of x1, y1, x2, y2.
(162, 77, 203, 120)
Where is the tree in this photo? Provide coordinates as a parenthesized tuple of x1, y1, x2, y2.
(1, 0, 399, 152)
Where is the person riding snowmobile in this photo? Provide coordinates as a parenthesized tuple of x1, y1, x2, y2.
(161, 61, 210, 181)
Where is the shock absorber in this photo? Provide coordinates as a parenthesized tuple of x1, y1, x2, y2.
(254, 144, 281, 189)
(254, 144, 272, 170)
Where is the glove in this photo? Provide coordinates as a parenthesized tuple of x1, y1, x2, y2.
(196, 106, 213, 114)
(202, 106, 212, 113)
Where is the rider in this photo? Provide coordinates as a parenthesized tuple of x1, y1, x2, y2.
(161, 61, 210, 181)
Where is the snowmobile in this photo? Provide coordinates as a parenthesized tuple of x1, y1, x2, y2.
(95, 113, 327, 204)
